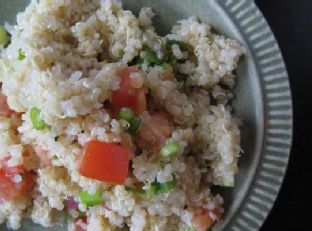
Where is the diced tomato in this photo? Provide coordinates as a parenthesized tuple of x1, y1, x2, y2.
(136, 112, 172, 149)
(33, 144, 52, 167)
(79, 141, 131, 185)
(0, 91, 15, 118)
(74, 216, 87, 231)
(111, 66, 146, 115)
(1, 157, 24, 177)
(190, 207, 222, 231)
(0, 167, 36, 201)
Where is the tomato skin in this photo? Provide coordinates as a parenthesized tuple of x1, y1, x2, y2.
(136, 112, 172, 149)
(0, 168, 36, 202)
(79, 141, 131, 185)
(1, 157, 24, 177)
(74, 216, 87, 231)
(190, 207, 222, 231)
(111, 66, 146, 115)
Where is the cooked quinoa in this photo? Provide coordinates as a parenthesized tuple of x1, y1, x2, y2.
(0, 0, 245, 230)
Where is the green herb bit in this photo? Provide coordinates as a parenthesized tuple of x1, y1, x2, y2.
(117, 107, 135, 122)
(166, 39, 189, 51)
(17, 49, 25, 61)
(143, 45, 163, 66)
(128, 116, 141, 134)
(175, 73, 188, 82)
(160, 141, 183, 158)
(0, 25, 9, 46)
(157, 178, 176, 194)
(136, 184, 158, 200)
(30, 107, 47, 130)
(79, 190, 102, 207)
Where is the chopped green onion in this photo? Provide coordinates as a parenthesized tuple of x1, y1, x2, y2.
(157, 178, 176, 194)
(20, 173, 25, 180)
(0, 26, 9, 46)
(222, 175, 234, 187)
(166, 39, 189, 51)
(128, 179, 176, 199)
(79, 190, 102, 207)
(160, 141, 182, 158)
(53, 155, 59, 160)
(116, 107, 141, 134)
(175, 73, 188, 82)
(17, 49, 25, 61)
(117, 107, 135, 122)
(143, 45, 163, 66)
(128, 116, 141, 134)
(136, 184, 159, 199)
(30, 107, 47, 130)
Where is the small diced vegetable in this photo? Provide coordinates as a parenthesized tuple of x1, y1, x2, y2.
(135, 184, 158, 200)
(136, 112, 172, 149)
(17, 49, 25, 61)
(221, 174, 234, 187)
(128, 116, 141, 134)
(79, 140, 131, 185)
(187, 227, 196, 231)
(143, 45, 163, 66)
(190, 207, 222, 231)
(117, 107, 135, 122)
(30, 107, 47, 130)
(65, 196, 79, 210)
(79, 190, 102, 207)
(0, 26, 9, 46)
(166, 39, 189, 51)
(33, 144, 52, 167)
(116, 107, 142, 134)
(73, 215, 87, 231)
(130, 179, 176, 199)
(0, 159, 36, 201)
(111, 67, 146, 115)
(160, 141, 182, 158)
(157, 178, 176, 194)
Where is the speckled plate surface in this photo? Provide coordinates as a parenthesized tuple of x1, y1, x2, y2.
(0, 0, 293, 230)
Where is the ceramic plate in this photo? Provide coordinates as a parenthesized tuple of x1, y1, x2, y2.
(0, 0, 293, 230)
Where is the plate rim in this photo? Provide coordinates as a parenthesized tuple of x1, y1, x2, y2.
(215, 1, 293, 230)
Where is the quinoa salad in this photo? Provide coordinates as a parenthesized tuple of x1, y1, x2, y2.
(0, 0, 246, 230)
